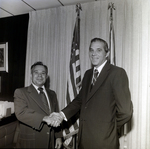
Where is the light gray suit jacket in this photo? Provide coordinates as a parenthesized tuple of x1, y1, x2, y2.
(14, 84, 62, 148)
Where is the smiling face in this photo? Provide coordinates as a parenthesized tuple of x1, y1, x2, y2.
(89, 40, 109, 68)
(31, 65, 48, 87)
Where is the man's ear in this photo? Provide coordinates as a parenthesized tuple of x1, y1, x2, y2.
(106, 51, 110, 58)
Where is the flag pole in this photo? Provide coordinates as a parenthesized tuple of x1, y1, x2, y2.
(108, 2, 116, 65)
(63, 3, 82, 149)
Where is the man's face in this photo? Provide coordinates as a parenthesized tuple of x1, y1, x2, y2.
(89, 41, 108, 68)
(31, 65, 47, 87)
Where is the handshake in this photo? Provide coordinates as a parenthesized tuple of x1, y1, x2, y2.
(43, 112, 64, 127)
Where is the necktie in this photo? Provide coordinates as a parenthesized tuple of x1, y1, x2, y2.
(38, 87, 49, 113)
(91, 69, 99, 90)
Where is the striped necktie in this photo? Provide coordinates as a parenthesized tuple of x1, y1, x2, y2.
(91, 69, 99, 90)
(92, 69, 99, 85)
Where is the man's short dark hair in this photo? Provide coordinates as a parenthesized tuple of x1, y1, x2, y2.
(31, 61, 48, 74)
(89, 38, 109, 52)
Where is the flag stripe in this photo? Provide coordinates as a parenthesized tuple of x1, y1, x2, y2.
(70, 64, 78, 96)
(67, 76, 75, 103)
(76, 65, 80, 73)
(76, 76, 81, 83)
(75, 55, 79, 61)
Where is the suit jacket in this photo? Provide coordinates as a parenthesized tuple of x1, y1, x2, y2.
(62, 62, 133, 149)
(14, 84, 62, 148)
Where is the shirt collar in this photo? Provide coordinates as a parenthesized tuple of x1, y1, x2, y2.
(94, 60, 107, 75)
(32, 83, 45, 93)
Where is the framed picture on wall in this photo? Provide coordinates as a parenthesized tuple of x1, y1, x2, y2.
(0, 42, 8, 72)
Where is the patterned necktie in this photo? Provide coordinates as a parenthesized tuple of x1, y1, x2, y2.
(38, 87, 49, 113)
(91, 69, 99, 91)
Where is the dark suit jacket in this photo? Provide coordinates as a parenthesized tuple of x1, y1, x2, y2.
(62, 62, 133, 149)
(14, 84, 62, 148)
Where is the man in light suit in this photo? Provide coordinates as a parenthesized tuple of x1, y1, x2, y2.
(14, 61, 62, 148)
(50, 38, 133, 149)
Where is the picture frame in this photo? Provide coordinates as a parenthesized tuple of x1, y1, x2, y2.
(0, 42, 8, 72)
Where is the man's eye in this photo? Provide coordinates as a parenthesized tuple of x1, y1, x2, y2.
(97, 49, 102, 52)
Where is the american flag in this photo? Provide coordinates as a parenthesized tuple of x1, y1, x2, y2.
(108, 2, 129, 137)
(63, 4, 82, 149)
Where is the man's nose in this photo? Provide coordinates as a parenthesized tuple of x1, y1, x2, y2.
(92, 50, 97, 55)
(38, 73, 42, 77)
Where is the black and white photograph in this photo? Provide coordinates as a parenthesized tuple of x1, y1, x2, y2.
(0, 0, 149, 149)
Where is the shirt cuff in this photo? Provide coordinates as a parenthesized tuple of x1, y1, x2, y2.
(60, 111, 67, 121)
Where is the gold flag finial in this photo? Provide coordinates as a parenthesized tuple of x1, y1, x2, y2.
(76, 3, 82, 17)
(76, 3, 82, 12)
(108, 2, 115, 21)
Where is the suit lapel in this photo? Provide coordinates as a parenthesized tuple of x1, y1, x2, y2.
(27, 84, 49, 114)
(46, 89, 54, 112)
(87, 69, 93, 92)
(87, 62, 111, 101)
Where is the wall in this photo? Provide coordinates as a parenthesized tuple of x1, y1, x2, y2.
(0, 14, 29, 101)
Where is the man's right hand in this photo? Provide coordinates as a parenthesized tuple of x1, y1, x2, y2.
(49, 112, 64, 127)
(43, 112, 64, 127)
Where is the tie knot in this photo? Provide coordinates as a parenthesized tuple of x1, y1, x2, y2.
(38, 87, 44, 93)
(94, 69, 99, 77)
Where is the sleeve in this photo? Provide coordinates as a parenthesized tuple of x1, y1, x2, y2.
(61, 71, 87, 120)
(14, 88, 45, 130)
(112, 68, 133, 129)
(61, 93, 82, 121)
(60, 111, 67, 121)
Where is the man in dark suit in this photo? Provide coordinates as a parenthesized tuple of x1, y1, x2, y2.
(14, 61, 62, 148)
(50, 38, 133, 149)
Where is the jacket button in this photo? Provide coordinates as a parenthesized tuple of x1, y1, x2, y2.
(47, 132, 49, 134)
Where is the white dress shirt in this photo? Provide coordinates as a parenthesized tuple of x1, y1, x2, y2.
(93, 60, 107, 77)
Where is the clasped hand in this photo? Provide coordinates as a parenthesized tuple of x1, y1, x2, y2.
(43, 112, 64, 127)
